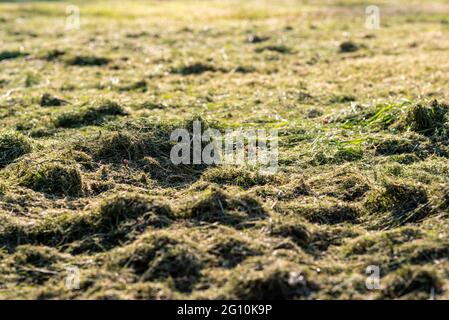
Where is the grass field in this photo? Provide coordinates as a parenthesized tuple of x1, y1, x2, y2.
(1, 0, 449, 299)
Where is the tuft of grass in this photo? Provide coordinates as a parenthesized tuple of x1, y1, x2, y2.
(299, 200, 360, 225)
(202, 166, 280, 189)
(118, 80, 147, 92)
(187, 188, 267, 226)
(339, 41, 359, 53)
(43, 49, 65, 61)
(94, 192, 172, 230)
(270, 215, 311, 248)
(112, 231, 203, 292)
(11, 245, 64, 285)
(368, 102, 409, 128)
(306, 108, 323, 118)
(17, 161, 83, 197)
(365, 181, 430, 228)
(75, 116, 213, 187)
(0, 192, 172, 252)
(381, 266, 442, 299)
(234, 65, 256, 73)
(65, 55, 110, 66)
(0, 50, 28, 61)
(335, 145, 364, 163)
(401, 100, 448, 135)
(208, 234, 261, 268)
(93, 131, 151, 162)
(329, 94, 357, 104)
(24, 73, 40, 87)
(311, 144, 364, 165)
(227, 258, 317, 299)
(318, 171, 371, 201)
(0, 131, 33, 167)
(0, 182, 7, 195)
(341, 227, 422, 257)
(40, 93, 68, 107)
(12, 245, 58, 267)
(171, 63, 219, 75)
(255, 45, 291, 54)
(246, 35, 270, 43)
(373, 133, 429, 156)
(54, 101, 127, 128)
(87, 129, 172, 163)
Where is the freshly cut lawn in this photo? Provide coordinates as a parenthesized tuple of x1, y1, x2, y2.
(0, 0, 449, 299)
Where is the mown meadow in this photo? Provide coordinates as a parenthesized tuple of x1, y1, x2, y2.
(1, 0, 449, 299)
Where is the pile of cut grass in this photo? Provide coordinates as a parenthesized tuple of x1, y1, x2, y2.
(0, 131, 32, 167)
(54, 101, 128, 128)
(17, 161, 83, 197)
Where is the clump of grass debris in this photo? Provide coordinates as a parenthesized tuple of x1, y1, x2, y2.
(368, 100, 449, 136)
(80, 116, 213, 172)
(0, 131, 32, 167)
(65, 55, 110, 66)
(298, 200, 360, 225)
(171, 62, 219, 75)
(11, 245, 63, 285)
(0, 193, 172, 251)
(270, 215, 311, 248)
(40, 93, 68, 107)
(329, 94, 357, 104)
(12, 245, 59, 267)
(24, 72, 40, 87)
(255, 45, 291, 54)
(328, 171, 370, 201)
(17, 161, 83, 196)
(310, 143, 364, 165)
(112, 231, 204, 292)
(202, 166, 280, 189)
(43, 49, 65, 61)
(207, 230, 262, 268)
(94, 192, 172, 231)
(401, 100, 448, 135)
(339, 41, 359, 53)
(92, 131, 154, 162)
(246, 35, 270, 43)
(227, 258, 317, 299)
(373, 132, 431, 156)
(0, 50, 28, 61)
(310, 169, 371, 201)
(49, 193, 173, 251)
(187, 188, 267, 226)
(0, 182, 7, 195)
(54, 101, 127, 128)
(365, 181, 430, 228)
(86, 128, 174, 164)
(342, 226, 422, 256)
(118, 80, 147, 92)
(381, 266, 442, 299)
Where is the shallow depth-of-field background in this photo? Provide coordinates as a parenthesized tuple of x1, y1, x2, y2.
(1, 0, 449, 299)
